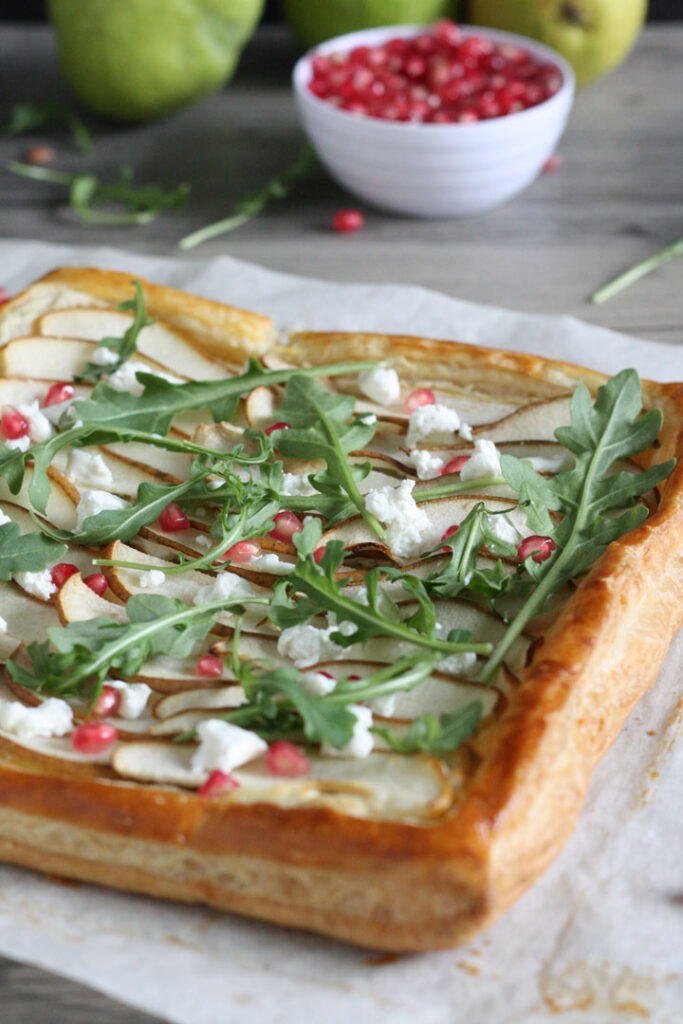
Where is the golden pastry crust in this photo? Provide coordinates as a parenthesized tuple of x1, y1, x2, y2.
(0, 276, 680, 951)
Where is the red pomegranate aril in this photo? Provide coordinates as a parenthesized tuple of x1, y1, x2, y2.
(50, 562, 79, 589)
(1, 407, 29, 440)
(312, 55, 331, 76)
(266, 740, 310, 778)
(43, 382, 75, 408)
(222, 539, 261, 563)
(543, 152, 563, 173)
(310, 79, 330, 99)
(196, 654, 224, 678)
(24, 145, 55, 166)
(441, 524, 459, 550)
(0, 287, 9, 307)
(441, 455, 470, 475)
(72, 722, 118, 754)
(158, 501, 190, 533)
(265, 421, 291, 437)
(456, 108, 480, 123)
(434, 19, 462, 48)
(333, 209, 365, 233)
(92, 686, 122, 718)
(269, 510, 304, 543)
(517, 535, 556, 563)
(313, 546, 327, 564)
(403, 388, 435, 414)
(198, 770, 240, 798)
(83, 573, 108, 596)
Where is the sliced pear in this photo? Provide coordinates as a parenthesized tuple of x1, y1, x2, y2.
(244, 385, 278, 430)
(0, 336, 186, 386)
(154, 685, 245, 719)
(0, 466, 77, 532)
(0, 282, 108, 344)
(0, 580, 61, 639)
(56, 573, 126, 625)
(52, 445, 167, 500)
(474, 396, 572, 442)
(104, 439, 190, 482)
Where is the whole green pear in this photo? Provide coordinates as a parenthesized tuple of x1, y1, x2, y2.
(48, 0, 266, 122)
(468, 0, 647, 86)
(282, 0, 457, 50)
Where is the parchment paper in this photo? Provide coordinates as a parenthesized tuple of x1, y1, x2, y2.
(0, 239, 680, 1024)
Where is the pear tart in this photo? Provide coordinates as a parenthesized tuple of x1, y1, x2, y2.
(0, 268, 680, 952)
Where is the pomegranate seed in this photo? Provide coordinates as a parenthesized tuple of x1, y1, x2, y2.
(265, 421, 290, 436)
(269, 510, 303, 543)
(403, 388, 435, 414)
(333, 209, 365, 234)
(92, 685, 122, 718)
(71, 722, 118, 754)
(517, 535, 556, 563)
(0, 287, 9, 307)
(50, 562, 79, 589)
(441, 524, 459, 550)
(222, 539, 261, 563)
(543, 153, 563, 173)
(83, 573, 108, 596)
(455, 109, 480, 123)
(265, 740, 310, 778)
(198, 770, 240, 797)
(347, 674, 362, 681)
(313, 546, 327, 564)
(196, 654, 224, 678)
(43, 382, 75, 408)
(158, 502, 190, 533)
(433, 20, 462, 48)
(24, 145, 55, 166)
(1, 407, 29, 440)
(441, 455, 470, 475)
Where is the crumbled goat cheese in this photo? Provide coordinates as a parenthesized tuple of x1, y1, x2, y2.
(277, 624, 345, 669)
(0, 696, 72, 738)
(192, 719, 267, 774)
(14, 569, 56, 601)
(408, 449, 445, 480)
(459, 422, 474, 442)
(43, 398, 75, 426)
(406, 403, 461, 448)
(249, 553, 294, 575)
(358, 367, 400, 406)
(137, 569, 166, 588)
(193, 572, 256, 606)
(438, 651, 479, 678)
(207, 476, 225, 490)
(280, 472, 316, 497)
(194, 533, 212, 549)
(365, 478, 430, 559)
(300, 671, 337, 697)
(486, 510, 529, 547)
(322, 704, 374, 759)
(358, 412, 377, 426)
(91, 347, 118, 366)
(459, 439, 502, 482)
(0, 510, 11, 527)
(524, 452, 574, 474)
(0, 614, 8, 634)
(4, 435, 30, 452)
(75, 490, 128, 533)
(368, 694, 396, 717)
(66, 449, 113, 489)
(107, 360, 180, 398)
(109, 680, 152, 719)
(15, 401, 53, 442)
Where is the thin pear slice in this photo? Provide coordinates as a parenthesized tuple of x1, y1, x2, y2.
(0, 466, 77, 532)
(154, 685, 245, 719)
(0, 580, 61, 639)
(38, 308, 231, 383)
(0, 282, 109, 344)
(0, 376, 87, 408)
(0, 500, 96, 576)
(0, 336, 187, 385)
(0, 634, 19, 661)
(56, 573, 126, 626)
(53, 445, 167, 500)
(130, 653, 237, 693)
(370, 673, 498, 722)
(474, 396, 572, 442)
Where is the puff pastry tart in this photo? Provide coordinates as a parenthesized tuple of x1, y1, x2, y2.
(0, 268, 680, 951)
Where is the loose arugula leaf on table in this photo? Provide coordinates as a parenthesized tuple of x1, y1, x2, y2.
(6, 162, 189, 226)
(592, 233, 683, 305)
(75, 280, 154, 383)
(0, 521, 65, 579)
(374, 700, 484, 755)
(479, 369, 675, 682)
(269, 519, 492, 660)
(4, 101, 92, 153)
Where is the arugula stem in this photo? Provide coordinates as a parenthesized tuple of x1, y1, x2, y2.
(318, 403, 385, 540)
(591, 234, 683, 304)
(325, 656, 436, 704)
(414, 475, 506, 503)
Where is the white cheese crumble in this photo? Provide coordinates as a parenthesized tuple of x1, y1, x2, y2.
(15, 401, 53, 442)
(137, 569, 166, 588)
(107, 360, 181, 398)
(194, 533, 212, 549)
(408, 449, 445, 480)
(358, 412, 377, 426)
(365, 478, 430, 559)
(0, 696, 73, 738)
(14, 569, 56, 601)
(300, 671, 337, 697)
(438, 651, 479, 677)
(75, 490, 128, 533)
(248, 553, 294, 575)
(459, 439, 502, 482)
(0, 510, 11, 527)
(91, 347, 118, 366)
(66, 449, 114, 489)
(358, 367, 400, 406)
(4, 434, 30, 452)
(193, 572, 257, 606)
(406, 403, 460, 448)
(459, 422, 474, 442)
(524, 452, 574, 474)
(108, 679, 152, 719)
(322, 704, 374, 759)
(368, 694, 396, 717)
(0, 614, 8, 634)
(280, 472, 316, 497)
(42, 398, 75, 425)
(192, 719, 267, 774)
(486, 507, 530, 547)
(277, 623, 344, 669)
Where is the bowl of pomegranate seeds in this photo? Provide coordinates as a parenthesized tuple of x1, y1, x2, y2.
(293, 20, 574, 217)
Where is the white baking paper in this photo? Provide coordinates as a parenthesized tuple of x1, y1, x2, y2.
(0, 239, 680, 1024)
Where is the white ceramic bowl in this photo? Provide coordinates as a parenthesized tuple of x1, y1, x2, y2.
(293, 24, 575, 218)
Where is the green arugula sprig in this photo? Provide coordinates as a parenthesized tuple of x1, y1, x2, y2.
(592, 233, 683, 304)
(4, 102, 92, 153)
(0, 520, 65, 579)
(479, 369, 675, 682)
(75, 280, 153, 383)
(7, 162, 189, 225)
(373, 700, 483, 754)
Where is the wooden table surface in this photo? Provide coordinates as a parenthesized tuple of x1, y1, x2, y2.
(0, 20, 681, 1024)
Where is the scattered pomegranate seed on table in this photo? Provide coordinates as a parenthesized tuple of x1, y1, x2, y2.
(0, 287, 9, 307)
(71, 722, 118, 754)
(1, 407, 29, 440)
(269, 510, 304, 543)
(50, 562, 79, 589)
(309, 21, 562, 125)
(404, 388, 435, 414)
(195, 654, 224, 678)
(517, 535, 556, 563)
(266, 740, 310, 778)
(83, 573, 108, 596)
(543, 152, 563, 173)
(441, 455, 470, 475)
(43, 382, 76, 408)
(198, 770, 240, 797)
(332, 209, 365, 233)
(92, 686, 122, 718)
(221, 539, 261, 563)
(158, 501, 190, 533)
(23, 145, 56, 166)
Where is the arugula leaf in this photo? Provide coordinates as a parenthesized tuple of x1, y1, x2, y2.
(592, 233, 683, 305)
(4, 101, 91, 153)
(480, 369, 675, 682)
(268, 374, 383, 538)
(374, 700, 483, 754)
(424, 502, 518, 601)
(75, 280, 154, 383)
(0, 521, 65, 579)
